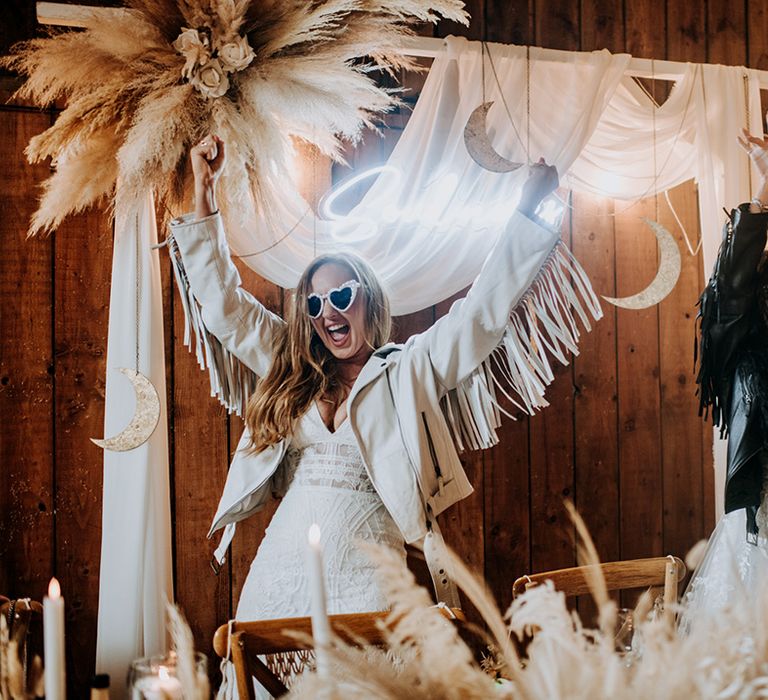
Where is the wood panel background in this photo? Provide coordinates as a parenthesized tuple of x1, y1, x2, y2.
(5, 0, 765, 695)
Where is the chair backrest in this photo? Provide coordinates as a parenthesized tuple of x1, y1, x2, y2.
(213, 607, 465, 699)
(512, 556, 686, 622)
(213, 611, 392, 699)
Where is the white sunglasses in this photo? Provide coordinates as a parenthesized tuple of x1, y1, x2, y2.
(306, 280, 361, 318)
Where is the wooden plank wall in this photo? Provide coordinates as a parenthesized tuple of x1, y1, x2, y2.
(9, 0, 768, 694)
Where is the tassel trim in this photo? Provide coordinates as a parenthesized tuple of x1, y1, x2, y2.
(169, 234, 601, 439)
(168, 235, 258, 417)
(441, 241, 603, 452)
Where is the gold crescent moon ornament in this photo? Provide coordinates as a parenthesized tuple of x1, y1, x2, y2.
(463, 102, 524, 173)
(603, 217, 682, 310)
(91, 368, 161, 451)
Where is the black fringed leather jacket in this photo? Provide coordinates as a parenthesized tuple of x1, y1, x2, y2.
(697, 204, 768, 539)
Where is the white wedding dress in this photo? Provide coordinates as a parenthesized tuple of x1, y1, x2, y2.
(680, 464, 768, 633)
(218, 403, 406, 698)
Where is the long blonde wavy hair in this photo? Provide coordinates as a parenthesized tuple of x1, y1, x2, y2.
(246, 252, 391, 452)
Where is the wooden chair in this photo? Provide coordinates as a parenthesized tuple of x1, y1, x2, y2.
(512, 556, 687, 623)
(213, 607, 464, 699)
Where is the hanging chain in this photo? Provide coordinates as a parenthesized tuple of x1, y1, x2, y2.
(481, 8, 487, 104)
(485, 43, 529, 161)
(642, 62, 701, 255)
(526, 45, 531, 166)
(744, 72, 753, 196)
(313, 129, 318, 258)
(135, 211, 140, 374)
(233, 207, 313, 259)
(481, 41, 486, 104)
(651, 59, 659, 223)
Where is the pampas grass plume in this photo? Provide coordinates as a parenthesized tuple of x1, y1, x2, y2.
(167, 602, 209, 700)
(2, 0, 469, 235)
(0, 614, 44, 700)
(684, 538, 708, 571)
(281, 507, 768, 700)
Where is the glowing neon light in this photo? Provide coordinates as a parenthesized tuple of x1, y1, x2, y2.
(318, 165, 401, 221)
(316, 164, 563, 232)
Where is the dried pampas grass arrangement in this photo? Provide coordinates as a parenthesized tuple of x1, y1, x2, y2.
(2, 0, 468, 235)
(284, 520, 768, 699)
(166, 602, 210, 700)
(166, 603, 210, 700)
(0, 616, 44, 700)
(288, 543, 514, 699)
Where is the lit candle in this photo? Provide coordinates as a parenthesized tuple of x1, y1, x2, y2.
(43, 577, 66, 700)
(132, 665, 183, 699)
(307, 523, 331, 677)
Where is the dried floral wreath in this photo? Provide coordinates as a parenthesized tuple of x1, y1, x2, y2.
(2, 0, 467, 235)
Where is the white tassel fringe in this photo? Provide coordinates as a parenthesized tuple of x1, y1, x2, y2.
(168, 235, 258, 417)
(441, 241, 603, 452)
(169, 236, 601, 445)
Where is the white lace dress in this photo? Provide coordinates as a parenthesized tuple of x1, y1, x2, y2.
(218, 403, 405, 698)
(680, 468, 768, 633)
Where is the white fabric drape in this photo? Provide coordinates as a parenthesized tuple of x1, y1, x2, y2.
(223, 38, 763, 315)
(693, 65, 764, 277)
(95, 192, 173, 696)
(570, 62, 764, 276)
(225, 37, 632, 314)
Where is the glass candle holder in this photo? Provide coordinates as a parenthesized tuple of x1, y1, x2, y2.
(127, 652, 207, 699)
(614, 608, 634, 654)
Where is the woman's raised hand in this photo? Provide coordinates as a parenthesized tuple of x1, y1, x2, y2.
(738, 128, 768, 180)
(191, 134, 226, 219)
(518, 157, 559, 219)
(738, 128, 768, 208)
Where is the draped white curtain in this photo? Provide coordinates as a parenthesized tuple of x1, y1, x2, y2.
(226, 36, 764, 311)
(96, 192, 172, 696)
(569, 61, 764, 275)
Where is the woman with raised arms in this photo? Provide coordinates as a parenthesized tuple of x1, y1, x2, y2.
(168, 135, 598, 696)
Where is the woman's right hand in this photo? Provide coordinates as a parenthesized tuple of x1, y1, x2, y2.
(191, 134, 226, 219)
(518, 157, 559, 219)
(739, 128, 768, 179)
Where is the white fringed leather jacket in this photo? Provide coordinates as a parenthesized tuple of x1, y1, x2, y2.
(168, 210, 600, 600)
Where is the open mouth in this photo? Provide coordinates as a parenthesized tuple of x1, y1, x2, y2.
(326, 323, 350, 345)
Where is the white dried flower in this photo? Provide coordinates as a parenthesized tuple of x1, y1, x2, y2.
(172, 27, 210, 79)
(685, 538, 709, 571)
(217, 35, 255, 73)
(190, 58, 229, 99)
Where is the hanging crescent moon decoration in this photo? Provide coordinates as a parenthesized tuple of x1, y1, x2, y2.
(603, 218, 682, 309)
(91, 368, 161, 451)
(463, 102, 524, 173)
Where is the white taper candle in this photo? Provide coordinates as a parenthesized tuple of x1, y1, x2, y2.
(43, 577, 66, 700)
(307, 523, 331, 677)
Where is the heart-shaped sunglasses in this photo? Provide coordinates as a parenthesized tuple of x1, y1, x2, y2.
(306, 280, 361, 318)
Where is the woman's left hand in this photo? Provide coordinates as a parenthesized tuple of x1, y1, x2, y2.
(518, 158, 559, 218)
(738, 128, 768, 180)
